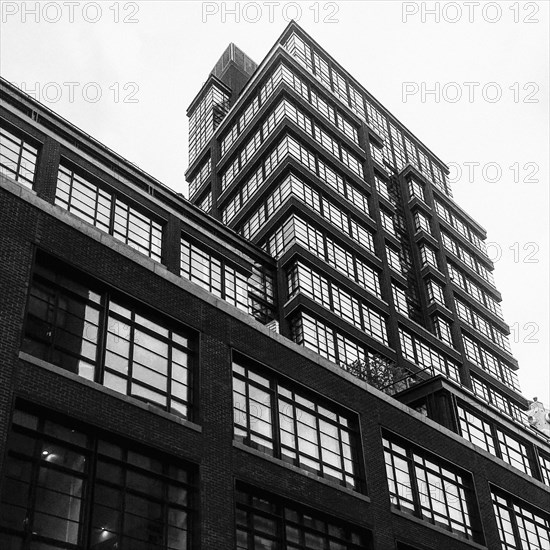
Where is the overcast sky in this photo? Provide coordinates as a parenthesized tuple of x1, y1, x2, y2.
(1, 1, 548, 405)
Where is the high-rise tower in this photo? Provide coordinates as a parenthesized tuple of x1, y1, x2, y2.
(186, 22, 525, 423)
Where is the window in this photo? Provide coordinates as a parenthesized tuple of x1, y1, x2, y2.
(383, 434, 482, 542)
(457, 404, 496, 455)
(471, 375, 525, 424)
(188, 156, 211, 199)
(414, 211, 431, 235)
(56, 165, 163, 262)
(399, 328, 461, 381)
(375, 175, 393, 203)
(0, 408, 194, 550)
(392, 284, 409, 317)
(426, 279, 445, 305)
(492, 489, 550, 550)
(433, 316, 453, 346)
(419, 244, 438, 269)
(386, 245, 402, 273)
(381, 209, 396, 236)
(264, 215, 381, 298)
(539, 452, 550, 486)
(0, 125, 38, 188)
(23, 252, 194, 419)
(288, 262, 387, 345)
(496, 429, 532, 476)
(197, 190, 212, 214)
(408, 179, 425, 202)
(233, 360, 362, 489)
(189, 82, 229, 163)
(180, 237, 248, 312)
(236, 486, 369, 550)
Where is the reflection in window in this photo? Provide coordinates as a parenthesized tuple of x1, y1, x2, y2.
(0, 408, 193, 550)
(236, 485, 369, 550)
(23, 253, 194, 419)
(233, 360, 362, 490)
(383, 435, 482, 543)
(56, 165, 163, 262)
(0, 126, 38, 188)
(288, 262, 387, 345)
(492, 489, 550, 550)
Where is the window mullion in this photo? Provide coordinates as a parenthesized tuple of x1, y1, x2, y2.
(272, 382, 282, 461)
(96, 292, 110, 385)
(407, 450, 423, 519)
(126, 310, 136, 397)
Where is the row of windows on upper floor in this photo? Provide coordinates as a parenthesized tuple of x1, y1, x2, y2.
(435, 199, 488, 257)
(249, 181, 508, 365)
(220, 60, 360, 159)
(283, 32, 452, 197)
(216, 137, 497, 337)
(394, 275, 512, 357)
(259, 210, 518, 393)
(188, 153, 211, 199)
(6, 405, 545, 550)
(388, 235, 504, 340)
(448, 262, 504, 319)
(188, 83, 230, 164)
(239, 170, 375, 259)
(222, 132, 370, 227)
(390, 236, 511, 359)
(287, 260, 388, 346)
(220, 97, 363, 192)
(290, 307, 461, 388)
(441, 230, 496, 287)
(0, 125, 38, 188)
(0, 124, 277, 326)
(456, 297, 512, 353)
(463, 334, 520, 392)
(20, 254, 547, 496)
(376, 172, 489, 267)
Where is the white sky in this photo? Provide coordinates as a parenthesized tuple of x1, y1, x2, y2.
(1, 1, 548, 405)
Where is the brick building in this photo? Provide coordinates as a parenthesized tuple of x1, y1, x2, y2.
(0, 21, 548, 550)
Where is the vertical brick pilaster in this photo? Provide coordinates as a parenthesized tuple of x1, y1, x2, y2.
(163, 213, 182, 276)
(34, 136, 60, 204)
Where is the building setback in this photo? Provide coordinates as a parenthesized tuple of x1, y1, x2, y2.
(0, 20, 549, 550)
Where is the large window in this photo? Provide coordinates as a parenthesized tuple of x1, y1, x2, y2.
(399, 327, 461, 381)
(0, 407, 194, 550)
(56, 165, 163, 262)
(383, 434, 482, 543)
(188, 82, 229, 163)
(0, 125, 38, 188)
(462, 334, 520, 392)
(180, 237, 275, 323)
(236, 485, 369, 550)
(220, 98, 363, 191)
(470, 375, 525, 424)
(491, 489, 550, 550)
(23, 252, 194, 419)
(233, 360, 362, 490)
(288, 262, 387, 345)
(263, 214, 381, 298)
(239, 172, 374, 257)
